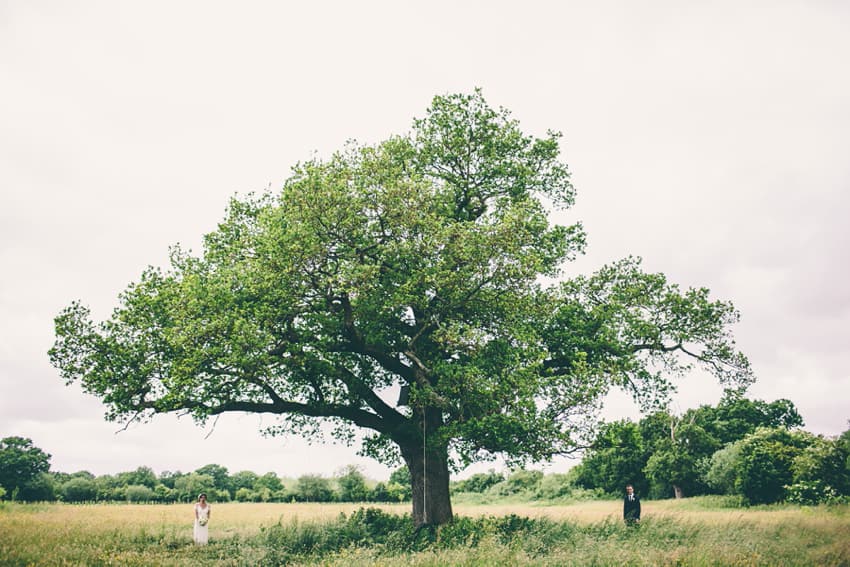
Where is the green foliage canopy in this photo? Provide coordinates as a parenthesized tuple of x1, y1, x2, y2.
(61, 477, 97, 502)
(574, 420, 648, 496)
(0, 437, 52, 500)
(336, 465, 370, 502)
(295, 474, 334, 502)
(735, 428, 813, 504)
(575, 396, 809, 500)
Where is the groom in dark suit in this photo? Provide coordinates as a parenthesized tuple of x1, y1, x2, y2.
(623, 484, 641, 525)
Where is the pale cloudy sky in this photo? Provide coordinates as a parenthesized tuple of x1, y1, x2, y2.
(1, 1, 848, 481)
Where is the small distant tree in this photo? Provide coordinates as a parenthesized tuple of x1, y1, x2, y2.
(254, 472, 284, 493)
(234, 487, 255, 502)
(736, 428, 813, 504)
(370, 481, 390, 502)
(535, 473, 574, 500)
(494, 469, 543, 496)
(62, 477, 97, 502)
(230, 470, 259, 493)
(18, 473, 56, 501)
(575, 397, 803, 500)
(389, 467, 411, 488)
(118, 466, 157, 489)
(158, 470, 184, 489)
(644, 419, 719, 499)
(837, 422, 850, 455)
(791, 436, 850, 498)
(195, 464, 232, 496)
(574, 420, 647, 496)
(453, 470, 505, 493)
(705, 440, 744, 495)
(336, 465, 370, 502)
(153, 483, 174, 502)
(385, 482, 410, 502)
(173, 473, 215, 502)
(94, 474, 124, 501)
(695, 396, 803, 445)
(70, 471, 96, 481)
(125, 484, 155, 502)
(387, 466, 412, 501)
(0, 437, 52, 500)
(295, 474, 334, 502)
(252, 486, 272, 502)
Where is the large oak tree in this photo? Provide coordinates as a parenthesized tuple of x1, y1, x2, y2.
(50, 91, 753, 525)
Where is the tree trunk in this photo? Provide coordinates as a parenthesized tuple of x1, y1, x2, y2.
(673, 484, 684, 499)
(401, 441, 453, 527)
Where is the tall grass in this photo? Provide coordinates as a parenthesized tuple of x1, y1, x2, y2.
(1, 499, 848, 566)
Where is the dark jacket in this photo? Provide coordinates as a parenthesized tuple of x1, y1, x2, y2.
(623, 493, 641, 521)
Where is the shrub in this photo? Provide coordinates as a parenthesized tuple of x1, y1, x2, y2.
(260, 507, 414, 563)
(62, 478, 97, 502)
(736, 428, 813, 504)
(235, 487, 255, 502)
(385, 482, 410, 502)
(792, 437, 850, 495)
(785, 481, 838, 505)
(452, 470, 505, 494)
(125, 484, 155, 502)
(336, 465, 369, 502)
(490, 469, 543, 496)
(705, 441, 744, 495)
(153, 484, 173, 502)
(17, 473, 56, 501)
(535, 473, 573, 500)
(294, 474, 335, 502)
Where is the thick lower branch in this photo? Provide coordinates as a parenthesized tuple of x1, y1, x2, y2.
(336, 366, 406, 426)
(148, 397, 394, 435)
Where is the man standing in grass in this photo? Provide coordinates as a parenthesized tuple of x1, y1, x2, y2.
(623, 484, 641, 525)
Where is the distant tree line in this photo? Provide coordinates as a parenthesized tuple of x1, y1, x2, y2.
(3, 396, 848, 506)
(0, 437, 591, 505)
(0, 440, 413, 504)
(571, 395, 850, 505)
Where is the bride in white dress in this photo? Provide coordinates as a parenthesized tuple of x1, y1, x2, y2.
(193, 493, 211, 545)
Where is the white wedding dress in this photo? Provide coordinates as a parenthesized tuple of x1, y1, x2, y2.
(193, 503, 210, 544)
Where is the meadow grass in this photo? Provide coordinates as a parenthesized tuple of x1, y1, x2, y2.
(1, 499, 848, 566)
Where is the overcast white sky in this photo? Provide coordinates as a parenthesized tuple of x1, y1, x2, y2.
(1, 1, 848, 482)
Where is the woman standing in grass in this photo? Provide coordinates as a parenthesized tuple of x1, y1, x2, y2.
(193, 493, 211, 545)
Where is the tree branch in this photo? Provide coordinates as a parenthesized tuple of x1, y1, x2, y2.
(336, 365, 406, 426)
(205, 399, 393, 434)
(338, 294, 417, 382)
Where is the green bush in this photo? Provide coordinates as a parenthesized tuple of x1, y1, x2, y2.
(153, 484, 173, 502)
(336, 465, 370, 502)
(258, 508, 594, 562)
(490, 469, 543, 496)
(17, 473, 56, 501)
(294, 474, 335, 502)
(452, 470, 505, 494)
(62, 478, 97, 502)
(534, 473, 573, 500)
(125, 484, 155, 502)
(785, 481, 839, 505)
(235, 487, 254, 501)
(260, 507, 414, 563)
(736, 428, 812, 504)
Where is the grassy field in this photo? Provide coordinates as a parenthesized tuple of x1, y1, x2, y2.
(1, 499, 848, 566)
